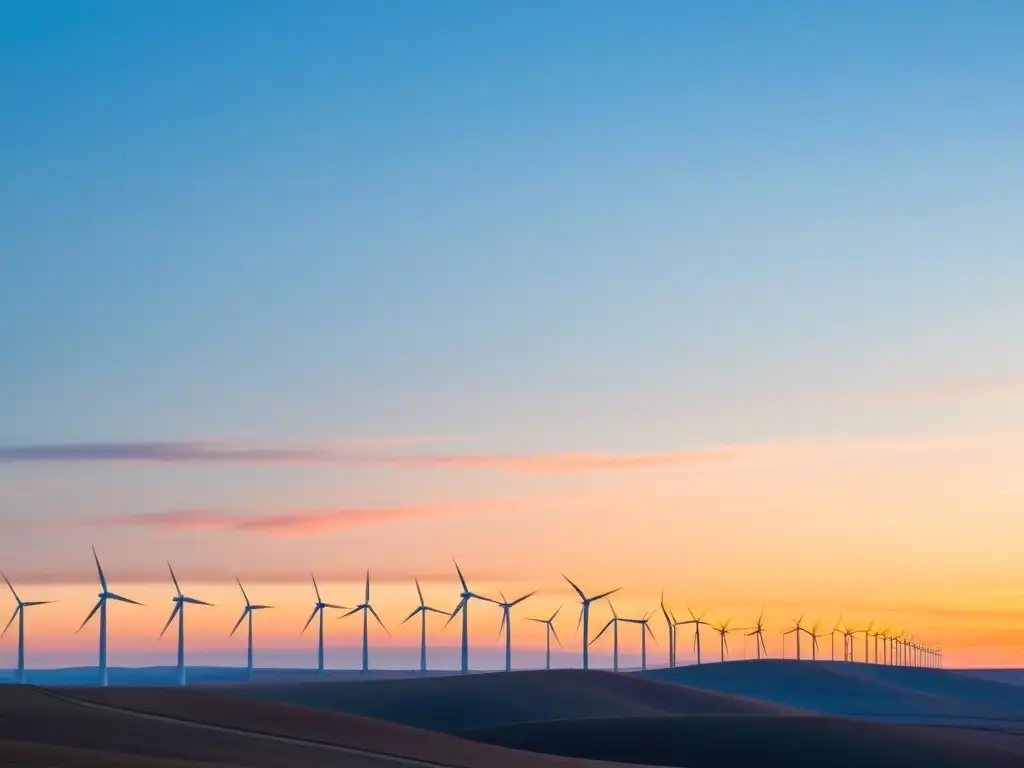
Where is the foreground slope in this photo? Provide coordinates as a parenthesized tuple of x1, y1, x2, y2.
(640, 660, 1024, 720)
(0, 686, 605, 767)
(461, 714, 1024, 768)
(232, 668, 796, 731)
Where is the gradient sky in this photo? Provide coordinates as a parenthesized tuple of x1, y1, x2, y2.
(2, 1, 1024, 671)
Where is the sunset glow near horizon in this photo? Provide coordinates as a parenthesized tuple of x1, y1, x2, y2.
(2, 2, 1024, 671)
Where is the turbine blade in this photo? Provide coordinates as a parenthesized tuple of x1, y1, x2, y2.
(562, 574, 586, 600)
(453, 558, 468, 591)
(425, 606, 449, 616)
(550, 624, 563, 647)
(92, 546, 108, 592)
(591, 588, 620, 602)
(609, 601, 618, 618)
(470, 592, 498, 604)
(2, 606, 19, 636)
(0, 570, 20, 604)
(301, 606, 319, 635)
(368, 605, 390, 635)
(322, 603, 348, 610)
(590, 619, 614, 645)
(443, 599, 466, 629)
(401, 606, 423, 625)
(550, 605, 561, 622)
(341, 606, 362, 618)
(230, 609, 248, 637)
(106, 593, 143, 606)
(168, 562, 181, 596)
(250, 604, 272, 610)
(22, 601, 53, 607)
(181, 597, 213, 606)
(511, 591, 535, 607)
(497, 611, 506, 639)
(575, 606, 583, 635)
(499, 589, 508, 604)
(311, 573, 321, 603)
(415, 578, 425, 606)
(236, 576, 250, 606)
(160, 603, 181, 638)
(365, 570, 371, 603)
(78, 600, 102, 633)
(647, 623, 658, 645)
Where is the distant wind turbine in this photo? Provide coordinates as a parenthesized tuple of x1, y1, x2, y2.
(712, 619, 738, 663)
(159, 563, 213, 687)
(526, 607, 562, 670)
(400, 578, 449, 675)
(494, 589, 535, 672)
(620, 612, 656, 670)
(301, 573, 347, 674)
(341, 570, 390, 674)
(830, 617, 844, 661)
(745, 611, 768, 660)
(870, 627, 887, 664)
(808, 623, 823, 660)
(782, 615, 807, 660)
(678, 608, 711, 665)
(1, 571, 52, 684)
(591, 602, 625, 672)
(230, 577, 271, 680)
(563, 575, 619, 670)
(445, 559, 495, 674)
(660, 592, 675, 668)
(840, 622, 856, 662)
(78, 546, 142, 687)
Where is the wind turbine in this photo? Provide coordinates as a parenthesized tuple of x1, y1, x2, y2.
(830, 617, 844, 661)
(870, 627, 888, 664)
(857, 621, 874, 663)
(563, 574, 619, 670)
(341, 570, 390, 674)
(782, 616, 806, 660)
(301, 573, 347, 674)
(527, 607, 562, 670)
(808, 623, 823, 660)
(400, 578, 449, 674)
(445, 559, 495, 674)
(230, 577, 271, 680)
(840, 622, 856, 662)
(591, 602, 625, 672)
(1, 571, 52, 683)
(678, 608, 711, 665)
(78, 546, 142, 687)
(712, 619, 738, 663)
(620, 612, 656, 670)
(746, 611, 768, 659)
(493, 589, 535, 672)
(159, 563, 213, 687)
(660, 592, 675, 668)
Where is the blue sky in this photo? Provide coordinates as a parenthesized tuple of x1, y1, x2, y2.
(2, 2, 1024, 667)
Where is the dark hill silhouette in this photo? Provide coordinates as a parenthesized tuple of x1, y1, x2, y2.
(461, 714, 1024, 767)
(233, 668, 797, 731)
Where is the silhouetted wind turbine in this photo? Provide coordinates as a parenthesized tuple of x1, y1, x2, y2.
(856, 621, 874, 663)
(678, 608, 711, 665)
(782, 615, 806, 660)
(840, 621, 856, 662)
(230, 577, 271, 680)
(591, 602, 625, 672)
(746, 611, 768, 659)
(301, 573, 346, 674)
(830, 616, 844, 661)
(712, 619, 737, 663)
(527, 607, 562, 670)
(78, 546, 142, 687)
(621, 611, 656, 670)
(563, 574, 619, 670)
(660, 592, 675, 668)
(159, 563, 213, 686)
(494, 589, 535, 672)
(445, 560, 495, 674)
(400, 578, 449, 674)
(809, 622, 823, 660)
(870, 627, 887, 664)
(342, 570, 390, 674)
(1, 571, 52, 684)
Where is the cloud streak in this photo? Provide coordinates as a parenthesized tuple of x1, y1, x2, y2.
(0, 439, 735, 474)
(88, 498, 543, 536)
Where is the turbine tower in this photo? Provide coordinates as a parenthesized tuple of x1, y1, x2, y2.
(526, 607, 562, 670)
(494, 589, 535, 672)
(830, 617, 844, 661)
(78, 547, 142, 687)
(563, 574, 619, 670)
(1, 571, 52, 684)
(400, 578, 449, 674)
(712, 619, 737, 663)
(301, 573, 346, 674)
(591, 602, 625, 672)
(809, 623, 823, 660)
(342, 570, 390, 674)
(445, 560, 495, 674)
(746, 611, 768, 659)
(870, 627, 887, 664)
(677, 608, 711, 665)
(230, 577, 271, 680)
(159, 563, 213, 687)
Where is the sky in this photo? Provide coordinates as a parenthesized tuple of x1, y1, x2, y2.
(1, 1, 1023, 671)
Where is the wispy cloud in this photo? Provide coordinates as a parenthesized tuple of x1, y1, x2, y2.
(0, 439, 735, 474)
(88, 498, 537, 536)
